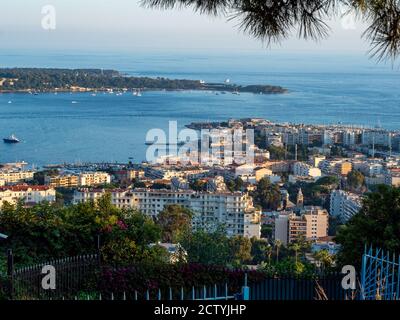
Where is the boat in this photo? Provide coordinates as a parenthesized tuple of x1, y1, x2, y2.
(71, 101, 78, 104)
(3, 134, 20, 144)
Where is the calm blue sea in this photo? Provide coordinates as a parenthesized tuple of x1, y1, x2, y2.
(1, 50, 400, 166)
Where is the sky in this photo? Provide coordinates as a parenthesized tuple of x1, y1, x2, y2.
(0, 0, 370, 54)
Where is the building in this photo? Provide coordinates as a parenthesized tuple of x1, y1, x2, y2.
(113, 169, 145, 183)
(309, 155, 326, 168)
(330, 190, 362, 223)
(293, 162, 322, 178)
(78, 172, 111, 186)
(362, 130, 391, 147)
(0, 170, 35, 185)
(334, 161, 352, 176)
(0, 185, 56, 207)
(73, 188, 261, 238)
(275, 207, 329, 245)
(385, 171, 400, 187)
(45, 174, 79, 188)
(320, 159, 352, 176)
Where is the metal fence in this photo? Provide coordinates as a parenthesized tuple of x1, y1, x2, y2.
(249, 273, 354, 300)
(361, 246, 400, 300)
(1, 250, 361, 301)
(7, 250, 99, 300)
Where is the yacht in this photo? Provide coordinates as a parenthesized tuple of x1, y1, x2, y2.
(3, 134, 20, 144)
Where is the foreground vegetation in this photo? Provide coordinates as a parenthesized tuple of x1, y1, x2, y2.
(1, 185, 399, 298)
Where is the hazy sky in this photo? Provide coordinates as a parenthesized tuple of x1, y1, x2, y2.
(0, 0, 370, 53)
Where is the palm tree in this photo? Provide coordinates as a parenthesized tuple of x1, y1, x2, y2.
(313, 249, 335, 270)
(289, 243, 301, 263)
(142, 0, 400, 62)
(265, 244, 272, 264)
(274, 239, 282, 263)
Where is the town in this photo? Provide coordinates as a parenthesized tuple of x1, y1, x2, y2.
(1, 118, 399, 269)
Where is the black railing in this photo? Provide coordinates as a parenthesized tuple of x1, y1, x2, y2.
(2, 250, 357, 301)
(249, 273, 356, 300)
(9, 252, 99, 300)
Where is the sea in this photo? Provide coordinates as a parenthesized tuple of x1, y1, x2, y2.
(1, 49, 400, 166)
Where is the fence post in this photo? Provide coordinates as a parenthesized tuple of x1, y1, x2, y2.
(360, 246, 367, 300)
(96, 234, 102, 267)
(7, 249, 14, 300)
(241, 273, 250, 301)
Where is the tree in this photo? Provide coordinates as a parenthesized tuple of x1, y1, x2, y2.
(268, 145, 286, 160)
(274, 239, 282, 263)
(0, 195, 163, 267)
(142, 0, 400, 63)
(336, 185, 400, 267)
(250, 238, 271, 264)
(347, 170, 366, 192)
(226, 177, 244, 192)
(228, 235, 252, 265)
(157, 205, 193, 243)
(313, 249, 335, 270)
(179, 227, 231, 265)
(190, 180, 207, 191)
(289, 243, 301, 263)
(253, 177, 281, 210)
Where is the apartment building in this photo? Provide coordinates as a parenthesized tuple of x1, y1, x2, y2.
(275, 207, 329, 245)
(385, 170, 400, 187)
(362, 130, 391, 147)
(0, 170, 35, 185)
(319, 159, 352, 176)
(293, 162, 322, 178)
(73, 188, 261, 238)
(45, 174, 79, 188)
(78, 172, 111, 186)
(0, 185, 56, 207)
(330, 190, 362, 223)
(113, 169, 145, 183)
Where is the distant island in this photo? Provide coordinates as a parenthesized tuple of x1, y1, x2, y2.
(0, 68, 288, 94)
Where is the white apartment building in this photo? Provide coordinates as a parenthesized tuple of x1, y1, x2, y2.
(0, 170, 35, 185)
(0, 185, 56, 207)
(359, 162, 384, 177)
(293, 162, 322, 179)
(73, 188, 261, 238)
(78, 172, 111, 186)
(362, 130, 391, 146)
(330, 190, 362, 223)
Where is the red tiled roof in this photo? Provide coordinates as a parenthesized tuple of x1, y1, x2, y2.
(0, 185, 52, 192)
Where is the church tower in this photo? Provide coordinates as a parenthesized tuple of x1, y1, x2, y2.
(296, 188, 304, 208)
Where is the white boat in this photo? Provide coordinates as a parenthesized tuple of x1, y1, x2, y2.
(3, 134, 20, 144)
(71, 101, 78, 104)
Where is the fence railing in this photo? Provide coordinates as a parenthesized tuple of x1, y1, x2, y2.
(361, 246, 400, 300)
(8, 250, 99, 300)
(249, 273, 354, 300)
(2, 250, 359, 301)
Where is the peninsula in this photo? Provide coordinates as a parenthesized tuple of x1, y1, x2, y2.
(0, 68, 288, 94)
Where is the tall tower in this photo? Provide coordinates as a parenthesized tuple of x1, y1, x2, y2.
(296, 188, 304, 208)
